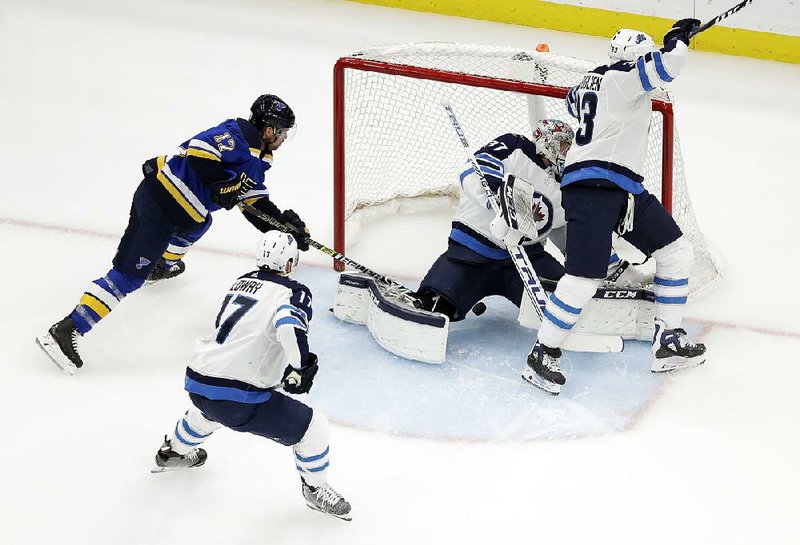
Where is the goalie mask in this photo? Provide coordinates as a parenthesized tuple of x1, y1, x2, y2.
(608, 29, 656, 62)
(533, 119, 575, 169)
(256, 231, 300, 275)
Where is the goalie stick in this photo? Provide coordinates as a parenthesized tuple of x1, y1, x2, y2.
(239, 202, 415, 301)
(442, 103, 623, 353)
(688, 0, 755, 39)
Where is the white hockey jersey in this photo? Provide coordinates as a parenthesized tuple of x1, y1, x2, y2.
(562, 40, 689, 193)
(451, 133, 564, 259)
(184, 270, 313, 404)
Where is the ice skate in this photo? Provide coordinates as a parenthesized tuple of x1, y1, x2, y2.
(146, 260, 186, 284)
(651, 319, 706, 372)
(301, 478, 352, 521)
(522, 341, 565, 395)
(35, 315, 83, 375)
(151, 436, 207, 473)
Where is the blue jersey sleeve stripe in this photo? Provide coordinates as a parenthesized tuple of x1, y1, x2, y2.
(566, 86, 579, 118)
(636, 57, 655, 91)
(459, 168, 472, 187)
(277, 304, 307, 321)
(475, 153, 504, 169)
(275, 316, 307, 330)
(652, 51, 674, 82)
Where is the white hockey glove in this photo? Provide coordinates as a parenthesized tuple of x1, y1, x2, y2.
(489, 213, 524, 248)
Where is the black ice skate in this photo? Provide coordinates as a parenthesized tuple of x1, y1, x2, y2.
(151, 436, 207, 473)
(35, 315, 84, 375)
(301, 478, 352, 521)
(522, 341, 565, 395)
(651, 320, 706, 372)
(146, 260, 186, 284)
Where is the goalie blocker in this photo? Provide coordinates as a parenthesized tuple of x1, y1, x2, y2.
(333, 272, 656, 365)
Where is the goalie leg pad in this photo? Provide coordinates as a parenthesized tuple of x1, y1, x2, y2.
(334, 274, 449, 364)
(536, 274, 599, 349)
(651, 235, 693, 329)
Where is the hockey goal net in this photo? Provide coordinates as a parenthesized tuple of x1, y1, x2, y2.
(334, 42, 721, 299)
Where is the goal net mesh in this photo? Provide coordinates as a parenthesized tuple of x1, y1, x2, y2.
(336, 42, 721, 299)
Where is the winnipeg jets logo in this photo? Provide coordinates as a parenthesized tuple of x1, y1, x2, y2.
(532, 192, 554, 235)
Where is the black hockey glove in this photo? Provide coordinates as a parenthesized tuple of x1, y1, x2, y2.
(210, 176, 242, 210)
(279, 209, 310, 251)
(664, 18, 701, 46)
(282, 353, 319, 394)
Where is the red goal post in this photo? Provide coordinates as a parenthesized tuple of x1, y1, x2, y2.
(332, 43, 716, 298)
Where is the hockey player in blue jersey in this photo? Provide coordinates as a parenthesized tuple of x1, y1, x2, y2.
(151, 230, 352, 521)
(413, 119, 576, 320)
(36, 94, 310, 374)
(523, 20, 708, 395)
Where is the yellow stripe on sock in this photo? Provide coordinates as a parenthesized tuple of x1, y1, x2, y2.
(162, 251, 185, 261)
(79, 292, 112, 318)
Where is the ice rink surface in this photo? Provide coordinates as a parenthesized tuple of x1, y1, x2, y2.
(1, 1, 799, 544)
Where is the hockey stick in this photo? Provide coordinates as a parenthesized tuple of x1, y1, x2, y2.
(688, 0, 755, 39)
(239, 201, 414, 299)
(442, 104, 622, 353)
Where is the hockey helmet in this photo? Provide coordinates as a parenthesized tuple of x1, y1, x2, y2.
(256, 230, 300, 274)
(608, 29, 656, 62)
(533, 119, 575, 166)
(249, 94, 296, 133)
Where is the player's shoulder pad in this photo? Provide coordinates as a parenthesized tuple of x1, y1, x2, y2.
(500, 133, 545, 168)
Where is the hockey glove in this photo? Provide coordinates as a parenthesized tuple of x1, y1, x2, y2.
(664, 18, 701, 45)
(489, 214, 524, 248)
(282, 353, 319, 394)
(211, 176, 243, 210)
(279, 209, 310, 251)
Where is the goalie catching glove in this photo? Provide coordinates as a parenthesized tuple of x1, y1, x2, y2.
(282, 352, 319, 394)
(279, 209, 310, 251)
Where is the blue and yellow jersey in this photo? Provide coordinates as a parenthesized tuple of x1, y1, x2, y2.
(152, 118, 272, 222)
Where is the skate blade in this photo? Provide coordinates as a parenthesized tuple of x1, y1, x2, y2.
(35, 335, 77, 376)
(521, 367, 561, 396)
(305, 502, 352, 522)
(651, 355, 706, 373)
(150, 465, 188, 474)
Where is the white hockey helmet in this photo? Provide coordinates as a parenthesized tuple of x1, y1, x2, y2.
(256, 230, 299, 274)
(533, 119, 575, 166)
(608, 29, 656, 62)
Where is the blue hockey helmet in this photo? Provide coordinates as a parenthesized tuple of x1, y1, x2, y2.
(249, 94, 296, 132)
